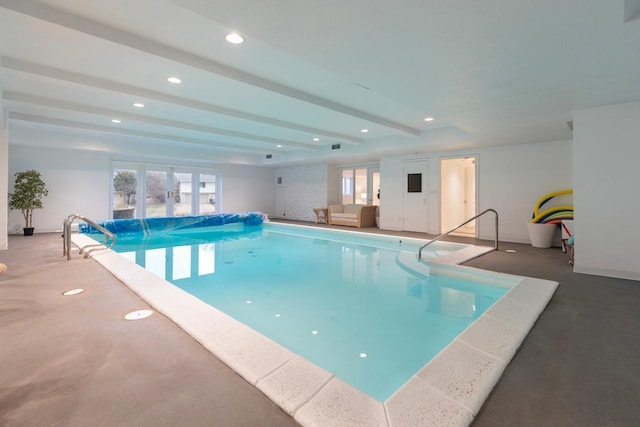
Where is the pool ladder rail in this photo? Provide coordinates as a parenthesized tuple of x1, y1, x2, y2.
(63, 214, 116, 260)
(417, 208, 499, 260)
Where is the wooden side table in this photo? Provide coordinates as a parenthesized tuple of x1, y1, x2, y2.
(312, 208, 328, 224)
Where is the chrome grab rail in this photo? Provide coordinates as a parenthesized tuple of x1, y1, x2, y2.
(63, 214, 116, 260)
(417, 208, 499, 260)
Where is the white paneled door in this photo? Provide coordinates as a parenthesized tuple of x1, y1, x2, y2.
(402, 160, 428, 232)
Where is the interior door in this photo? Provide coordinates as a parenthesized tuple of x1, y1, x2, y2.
(402, 160, 428, 232)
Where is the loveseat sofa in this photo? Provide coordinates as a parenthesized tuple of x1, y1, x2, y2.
(328, 204, 377, 228)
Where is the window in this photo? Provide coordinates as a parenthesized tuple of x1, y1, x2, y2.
(407, 173, 422, 193)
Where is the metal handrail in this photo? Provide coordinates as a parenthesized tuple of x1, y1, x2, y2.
(418, 208, 499, 260)
(63, 214, 116, 260)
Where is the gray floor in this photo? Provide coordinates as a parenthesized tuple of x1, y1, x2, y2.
(1, 224, 639, 426)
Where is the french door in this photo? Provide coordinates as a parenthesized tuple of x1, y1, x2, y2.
(145, 169, 172, 218)
(341, 166, 379, 205)
(111, 163, 218, 219)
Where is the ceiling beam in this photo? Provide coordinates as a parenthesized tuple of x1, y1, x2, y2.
(8, 112, 278, 153)
(0, 0, 420, 136)
(3, 91, 320, 150)
(0, 56, 363, 144)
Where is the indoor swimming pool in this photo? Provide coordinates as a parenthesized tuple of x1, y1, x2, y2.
(77, 214, 558, 426)
(108, 221, 510, 401)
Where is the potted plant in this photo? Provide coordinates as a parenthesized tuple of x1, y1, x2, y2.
(8, 169, 49, 236)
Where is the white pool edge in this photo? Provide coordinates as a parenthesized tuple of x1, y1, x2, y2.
(73, 232, 558, 427)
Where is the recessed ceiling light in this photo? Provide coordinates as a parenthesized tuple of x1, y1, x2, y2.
(360, 129, 369, 133)
(111, 119, 121, 123)
(276, 144, 283, 148)
(424, 116, 434, 122)
(167, 76, 182, 84)
(313, 137, 320, 142)
(133, 102, 144, 108)
(225, 32, 244, 44)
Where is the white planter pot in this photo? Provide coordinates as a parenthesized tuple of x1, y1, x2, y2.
(527, 222, 557, 248)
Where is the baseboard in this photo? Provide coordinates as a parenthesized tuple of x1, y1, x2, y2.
(574, 265, 640, 282)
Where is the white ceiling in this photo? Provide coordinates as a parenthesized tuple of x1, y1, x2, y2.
(2, 0, 640, 166)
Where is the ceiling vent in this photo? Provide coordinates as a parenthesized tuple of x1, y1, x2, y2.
(566, 121, 574, 131)
(266, 154, 272, 159)
(332, 144, 341, 150)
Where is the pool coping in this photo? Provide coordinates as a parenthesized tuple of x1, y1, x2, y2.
(72, 228, 558, 427)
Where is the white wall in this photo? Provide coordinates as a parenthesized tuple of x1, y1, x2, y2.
(380, 140, 573, 243)
(474, 141, 573, 243)
(8, 145, 111, 234)
(218, 165, 275, 215)
(327, 164, 340, 206)
(573, 101, 640, 281)
(274, 164, 332, 221)
(0, 125, 8, 249)
(379, 155, 407, 230)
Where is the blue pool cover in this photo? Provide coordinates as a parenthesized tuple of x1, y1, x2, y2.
(79, 212, 265, 235)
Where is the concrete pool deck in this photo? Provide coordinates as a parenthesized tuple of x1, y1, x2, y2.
(66, 228, 556, 427)
(2, 228, 639, 426)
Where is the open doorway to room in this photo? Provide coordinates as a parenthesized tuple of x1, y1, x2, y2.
(440, 157, 477, 236)
(369, 169, 380, 207)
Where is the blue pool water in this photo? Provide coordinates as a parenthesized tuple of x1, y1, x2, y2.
(104, 222, 509, 401)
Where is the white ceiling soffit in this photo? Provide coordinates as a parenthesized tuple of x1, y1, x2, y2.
(1, 0, 640, 165)
(625, 0, 640, 22)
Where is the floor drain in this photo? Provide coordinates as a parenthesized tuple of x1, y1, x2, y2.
(124, 309, 153, 320)
(62, 288, 85, 296)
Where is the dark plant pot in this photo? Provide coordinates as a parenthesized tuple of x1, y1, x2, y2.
(23, 227, 35, 236)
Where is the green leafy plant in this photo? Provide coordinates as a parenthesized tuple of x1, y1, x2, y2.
(8, 170, 49, 230)
(113, 170, 136, 206)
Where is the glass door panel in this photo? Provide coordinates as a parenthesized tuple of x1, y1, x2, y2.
(341, 170, 354, 204)
(355, 168, 367, 204)
(198, 173, 217, 215)
(145, 170, 168, 218)
(112, 169, 137, 219)
(341, 168, 376, 205)
(173, 171, 192, 216)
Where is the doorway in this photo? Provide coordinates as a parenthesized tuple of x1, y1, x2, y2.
(440, 157, 477, 236)
(369, 169, 380, 206)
